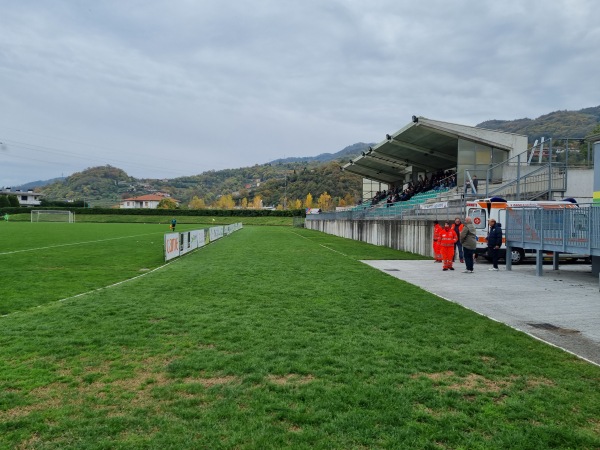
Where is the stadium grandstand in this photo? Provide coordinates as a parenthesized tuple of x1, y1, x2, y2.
(306, 116, 600, 278)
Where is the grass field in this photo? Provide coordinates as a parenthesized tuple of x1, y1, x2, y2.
(1, 223, 599, 449)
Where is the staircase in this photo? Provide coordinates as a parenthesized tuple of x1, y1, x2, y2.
(485, 163, 567, 200)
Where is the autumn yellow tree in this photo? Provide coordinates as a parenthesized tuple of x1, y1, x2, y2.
(252, 195, 263, 209)
(304, 193, 313, 209)
(157, 198, 177, 209)
(344, 193, 356, 206)
(188, 196, 206, 210)
(214, 194, 235, 209)
(291, 199, 302, 209)
(240, 198, 248, 209)
(317, 192, 333, 211)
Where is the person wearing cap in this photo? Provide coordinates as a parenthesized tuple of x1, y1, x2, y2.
(486, 218, 502, 271)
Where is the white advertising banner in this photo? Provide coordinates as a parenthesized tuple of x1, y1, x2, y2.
(209, 226, 224, 242)
(180, 231, 193, 256)
(165, 225, 239, 261)
(164, 232, 180, 261)
(196, 229, 206, 248)
(420, 201, 448, 210)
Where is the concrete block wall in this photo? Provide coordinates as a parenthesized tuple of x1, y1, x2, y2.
(305, 219, 433, 257)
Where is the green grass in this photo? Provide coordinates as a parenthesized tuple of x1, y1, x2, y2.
(0, 225, 599, 449)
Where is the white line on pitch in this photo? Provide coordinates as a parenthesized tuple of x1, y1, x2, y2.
(0, 232, 164, 255)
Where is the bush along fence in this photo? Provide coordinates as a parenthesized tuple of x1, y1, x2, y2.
(164, 223, 243, 261)
(0, 206, 305, 218)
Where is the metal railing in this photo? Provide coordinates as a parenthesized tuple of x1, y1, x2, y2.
(483, 143, 567, 200)
(505, 204, 600, 256)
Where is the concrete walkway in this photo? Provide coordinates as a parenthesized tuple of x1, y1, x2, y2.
(362, 259, 600, 366)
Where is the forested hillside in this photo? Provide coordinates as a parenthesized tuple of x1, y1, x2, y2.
(477, 106, 600, 142)
(32, 105, 600, 209)
(37, 146, 369, 209)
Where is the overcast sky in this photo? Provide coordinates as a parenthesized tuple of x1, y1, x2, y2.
(1, 0, 598, 186)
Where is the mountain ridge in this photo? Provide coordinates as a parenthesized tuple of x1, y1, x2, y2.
(22, 105, 600, 208)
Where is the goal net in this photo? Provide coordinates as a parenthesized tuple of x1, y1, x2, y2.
(31, 210, 75, 223)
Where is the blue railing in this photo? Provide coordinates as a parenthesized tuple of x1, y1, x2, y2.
(505, 204, 600, 256)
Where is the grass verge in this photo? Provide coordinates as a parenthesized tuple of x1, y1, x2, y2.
(0, 226, 598, 449)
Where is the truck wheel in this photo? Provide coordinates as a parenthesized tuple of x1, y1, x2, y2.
(511, 249, 525, 265)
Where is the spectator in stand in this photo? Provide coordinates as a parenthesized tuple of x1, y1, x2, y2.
(439, 221, 458, 271)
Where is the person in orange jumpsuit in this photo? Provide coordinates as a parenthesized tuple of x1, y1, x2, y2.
(439, 221, 458, 271)
(433, 220, 443, 262)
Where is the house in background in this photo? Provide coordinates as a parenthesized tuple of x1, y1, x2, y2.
(0, 188, 42, 206)
(120, 194, 179, 209)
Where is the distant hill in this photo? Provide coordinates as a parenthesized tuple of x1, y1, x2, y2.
(29, 105, 600, 208)
(37, 157, 365, 208)
(14, 177, 65, 190)
(477, 105, 600, 142)
(270, 142, 372, 164)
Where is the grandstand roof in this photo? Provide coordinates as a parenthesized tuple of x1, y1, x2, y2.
(342, 116, 526, 185)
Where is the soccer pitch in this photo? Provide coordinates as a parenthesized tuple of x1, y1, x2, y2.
(1, 224, 599, 449)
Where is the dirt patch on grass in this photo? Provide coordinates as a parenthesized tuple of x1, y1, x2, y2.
(411, 371, 455, 382)
(266, 374, 315, 385)
(183, 375, 239, 387)
(411, 371, 553, 395)
(447, 373, 513, 393)
(0, 356, 182, 421)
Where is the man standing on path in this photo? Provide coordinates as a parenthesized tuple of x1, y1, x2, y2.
(439, 221, 457, 271)
(487, 218, 502, 271)
(452, 217, 464, 263)
(460, 217, 477, 273)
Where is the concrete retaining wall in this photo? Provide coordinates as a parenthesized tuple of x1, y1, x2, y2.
(305, 219, 433, 257)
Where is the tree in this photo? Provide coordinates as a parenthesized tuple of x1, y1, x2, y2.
(240, 198, 248, 209)
(291, 199, 302, 209)
(214, 194, 235, 209)
(252, 195, 263, 209)
(157, 198, 177, 209)
(343, 193, 356, 206)
(317, 192, 333, 211)
(188, 196, 206, 209)
(304, 193, 313, 209)
(7, 195, 20, 207)
(0, 195, 9, 208)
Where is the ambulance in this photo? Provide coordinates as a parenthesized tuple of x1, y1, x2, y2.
(464, 197, 587, 264)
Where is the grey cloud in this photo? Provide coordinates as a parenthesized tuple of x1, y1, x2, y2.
(1, 0, 599, 185)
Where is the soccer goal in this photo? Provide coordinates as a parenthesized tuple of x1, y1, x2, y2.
(31, 210, 75, 223)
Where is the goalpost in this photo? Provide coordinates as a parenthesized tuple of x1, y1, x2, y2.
(31, 210, 76, 223)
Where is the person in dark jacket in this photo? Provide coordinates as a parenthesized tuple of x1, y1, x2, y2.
(460, 217, 477, 273)
(486, 218, 502, 271)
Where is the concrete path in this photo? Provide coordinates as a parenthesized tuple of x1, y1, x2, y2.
(362, 259, 600, 366)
